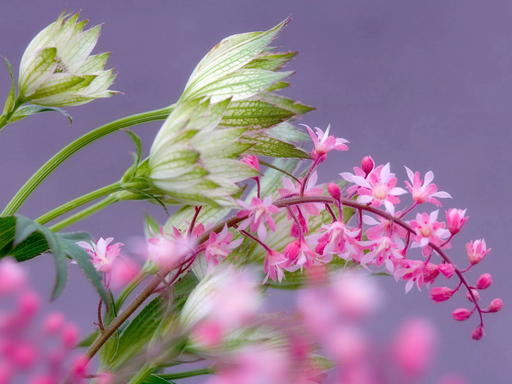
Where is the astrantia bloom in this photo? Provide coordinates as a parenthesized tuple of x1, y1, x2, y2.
(304, 124, 349, 163)
(77, 237, 123, 273)
(341, 163, 407, 214)
(404, 167, 451, 205)
(18, 13, 115, 107)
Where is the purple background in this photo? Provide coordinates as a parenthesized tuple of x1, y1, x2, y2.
(0, 0, 511, 382)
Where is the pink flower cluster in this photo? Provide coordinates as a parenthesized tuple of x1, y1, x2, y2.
(0, 258, 104, 383)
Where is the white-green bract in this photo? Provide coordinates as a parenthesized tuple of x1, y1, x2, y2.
(18, 13, 115, 107)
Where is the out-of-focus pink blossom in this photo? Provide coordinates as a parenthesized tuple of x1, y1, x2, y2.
(304, 124, 349, 163)
(0, 258, 26, 296)
(404, 167, 451, 205)
(77, 237, 123, 272)
(466, 239, 491, 265)
(146, 232, 191, 271)
(109, 257, 140, 290)
(392, 317, 437, 379)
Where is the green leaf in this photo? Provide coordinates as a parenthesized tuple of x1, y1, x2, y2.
(10, 104, 73, 124)
(113, 298, 164, 368)
(268, 122, 309, 144)
(77, 329, 99, 348)
(242, 135, 309, 158)
(0, 215, 106, 301)
(260, 92, 315, 115)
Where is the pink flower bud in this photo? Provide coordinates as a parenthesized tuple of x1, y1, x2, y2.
(19, 290, 40, 318)
(476, 273, 492, 290)
(452, 308, 472, 321)
(0, 259, 26, 296)
(71, 355, 89, 379)
(445, 208, 468, 234)
(430, 287, 454, 302)
(240, 155, 260, 172)
(466, 239, 490, 265)
(438, 263, 455, 278)
(12, 342, 37, 369)
(471, 326, 484, 340)
(488, 298, 503, 313)
(361, 156, 375, 176)
(327, 183, 341, 201)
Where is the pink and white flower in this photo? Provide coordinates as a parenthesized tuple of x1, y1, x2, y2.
(310, 220, 361, 261)
(465, 239, 491, 265)
(409, 211, 450, 251)
(303, 124, 349, 163)
(77, 237, 123, 273)
(341, 163, 407, 214)
(264, 250, 288, 282)
(404, 167, 451, 205)
(445, 208, 468, 234)
(237, 197, 280, 240)
(204, 225, 243, 266)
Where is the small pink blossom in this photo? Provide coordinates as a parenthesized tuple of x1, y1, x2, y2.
(471, 326, 484, 340)
(77, 237, 123, 273)
(204, 225, 243, 266)
(466, 239, 490, 265)
(240, 155, 260, 171)
(146, 229, 195, 271)
(311, 220, 361, 261)
(264, 250, 287, 282)
(404, 167, 451, 205)
(109, 257, 140, 290)
(488, 298, 503, 313)
(445, 208, 468, 234)
(409, 210, 450, 251)
(395, 260, 440, 292)
(361, 235, 404, 272)
(0, 258, 26, 296)
(438, 263, 455, 278)
(283, 239, 322, 270)
(304, 124, 349, 163)
(237, 197, 279, 240)
(341, 163, 407, 214)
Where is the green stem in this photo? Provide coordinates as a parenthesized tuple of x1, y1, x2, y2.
(127, 364, 155, 384)
(160, 367, 213, 380)
(49, 195, 119, 232)
(1, 105, 173, 216)
(35, 182, 122, 225)
(115, 271, 148, 309)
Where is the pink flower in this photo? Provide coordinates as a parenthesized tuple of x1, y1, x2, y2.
(392, 318, 437, 379)
(361, 235, 404, 272)
(0, 258, 26, 296)
(445, 208, 468, 234)
(240, 155, 260, 171)
(77, 237, 123, 273)
(304, 124, 349, 163)
(283, 239, 322, 270)
(311, 220, 361, 261)
(472, 326, 484, 340)
(146, 230, 195, 271)
(466, 239, 491, 265)
(438, 263, 455, 278)
(488, 298, 503, 313)
(360, 155, 375, 176)
(204, 225, 243, 266)
(237, 197, 279, 240)
(264, 250, 288, 282)
(341, 163, 407, 214)
(409, 211, 450, 251)
(404, 167, 451, 205)
(109, 257, 140, 290)
(395, 260, 440, 292)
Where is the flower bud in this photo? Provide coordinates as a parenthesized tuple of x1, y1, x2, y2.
(488, 298, 503, 313)
(430, 286, 454, 302)
(476, 273, 492, 290)
(466, 239, 490, 265)
(18, 13, 115, 108)
(466, 288, 480, 303)
(452, 308, 472, 321)
(328, 182, 341, 201)
(361, 156, 375, 176)
(471, 326, 484, 340)
(240, 155, 260, 172)
(445, 208, 468, 234)
(438, 263, 455, 278)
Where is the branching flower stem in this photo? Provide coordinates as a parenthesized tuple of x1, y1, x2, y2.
(85, 194, 483, 361)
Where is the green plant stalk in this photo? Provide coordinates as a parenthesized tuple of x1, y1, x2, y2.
(1, 105, 173, 216)
(35, 182, 123, 225)
(115, 271, 148, 309)
(127, 364, 156, 384)
(160, 367, 213, 380)
(49, 195, 119, 232)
